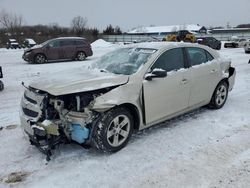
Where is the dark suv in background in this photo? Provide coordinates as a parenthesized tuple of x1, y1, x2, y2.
(22, 37, 93, 63)
(6, 39, 21, 49)
(197, 37, 221, 50)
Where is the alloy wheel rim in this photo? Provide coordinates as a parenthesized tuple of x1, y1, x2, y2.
(78, 52, 86, 60)
(36, 55, 45, 63)
(215, 85, 227, 106)
(107, 115, 130, 147)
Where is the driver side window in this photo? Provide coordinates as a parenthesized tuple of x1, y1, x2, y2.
(48, 40, 60, 48)
(151, 48, 185, 72)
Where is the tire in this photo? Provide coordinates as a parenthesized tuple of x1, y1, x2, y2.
(92, 107, 134, 153)
(76, 51, 86, 61)
(216, 45, 221, 50)
(0, 81, 4, 91)
(209, 81, 229, 109)
(34, 54, 46, 64)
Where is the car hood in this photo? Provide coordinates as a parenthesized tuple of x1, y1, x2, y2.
(31, 44, 42, 49)
(29, 68, 129, 96)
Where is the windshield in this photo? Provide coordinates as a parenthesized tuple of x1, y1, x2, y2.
(92, 47, 157, 75)
(40, 39, 53, 46)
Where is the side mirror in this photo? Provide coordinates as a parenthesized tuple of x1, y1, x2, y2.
(145, 69, 167, 81)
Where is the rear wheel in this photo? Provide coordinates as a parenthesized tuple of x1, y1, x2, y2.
(34, 54, 46, 64)
(92, 107, 133, 152)
(209, 81, 228, 109)
(216, 45, 221, 50)
(76, 51, 86, 61)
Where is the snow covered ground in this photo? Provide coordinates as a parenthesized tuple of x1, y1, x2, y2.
(0, 41, 250, 188)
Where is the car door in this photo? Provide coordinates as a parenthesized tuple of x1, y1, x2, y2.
(186, 47, 221, 107)
(60, 40, 75, 59)
(143, 48, 191, 125)
(45, 40, 63, 60)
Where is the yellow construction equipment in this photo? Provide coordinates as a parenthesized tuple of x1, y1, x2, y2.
(163, 30, 196, 43)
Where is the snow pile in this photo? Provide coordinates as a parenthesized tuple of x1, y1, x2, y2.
(91, 39, 114, 48)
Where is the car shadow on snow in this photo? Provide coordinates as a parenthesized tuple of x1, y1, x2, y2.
(25, 58, 92, 65)
(130, 107, 209, 144)
(46, 107, 210, 162)
(21, 106, 211, 164)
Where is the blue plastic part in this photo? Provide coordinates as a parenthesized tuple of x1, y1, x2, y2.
(71, 124, 90, 144)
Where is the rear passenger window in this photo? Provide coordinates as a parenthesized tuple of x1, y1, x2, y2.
(187, 47, 214, 66)
(151, 48, 185, 72)
(75, 40, 86, 45)
(206, 51, 214, 61)
(60, 40, 74, 46)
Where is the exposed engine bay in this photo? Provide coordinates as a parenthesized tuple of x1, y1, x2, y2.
(20, 86, 117, 161)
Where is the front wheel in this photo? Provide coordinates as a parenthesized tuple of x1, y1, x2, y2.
(92, 107, 133, 153)
(76, 51, 86, 61)
(34, 54, 46, 64)
(209, 81, 228, 109)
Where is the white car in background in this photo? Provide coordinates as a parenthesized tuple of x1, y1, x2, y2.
(244, 39, 250, 53)
(224, 37, 248, 48)
(20, 42, 236, 160)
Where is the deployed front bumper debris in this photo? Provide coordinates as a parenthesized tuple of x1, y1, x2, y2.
(0, 66, 4, 91)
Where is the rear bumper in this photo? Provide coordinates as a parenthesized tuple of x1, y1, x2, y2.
(86, 48, 93, 57)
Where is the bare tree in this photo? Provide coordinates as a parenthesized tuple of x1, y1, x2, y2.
(71, 16, 88, 35)
(0, 9, 23, 32)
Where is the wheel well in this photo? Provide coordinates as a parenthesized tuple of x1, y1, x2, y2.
(76, 51, 86, 56)
(221, 78, 229, 86)
(34, 53, 46, 61)
(210, 78, 229, 101)
(119, 103, 140, 130)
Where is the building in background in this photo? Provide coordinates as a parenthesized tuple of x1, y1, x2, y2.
(127, 24, 207, 35)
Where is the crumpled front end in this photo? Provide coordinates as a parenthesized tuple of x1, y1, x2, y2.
(20, 87, 108, 160)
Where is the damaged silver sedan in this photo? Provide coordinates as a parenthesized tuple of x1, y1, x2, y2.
(20, 42, 236, 160)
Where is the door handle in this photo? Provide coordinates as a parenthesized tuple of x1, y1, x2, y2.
(181, 79, 188, 84)
(210, 69, 217, 74)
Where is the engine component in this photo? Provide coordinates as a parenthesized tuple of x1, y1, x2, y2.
(71, 124, 90, 144)
(37, 119, 60, 136)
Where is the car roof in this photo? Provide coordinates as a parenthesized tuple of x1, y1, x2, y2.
(25, 38, 36, 44)
(127, 41, 220, 58)
(9, 39, 17, 42)
(55, 37, 86, 40)
(129, 41, 207, 50)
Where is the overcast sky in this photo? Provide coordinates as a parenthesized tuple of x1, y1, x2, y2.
(1, 0, 250, 31)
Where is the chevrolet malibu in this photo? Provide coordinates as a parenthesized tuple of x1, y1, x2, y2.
(20, 42, 236, 159)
